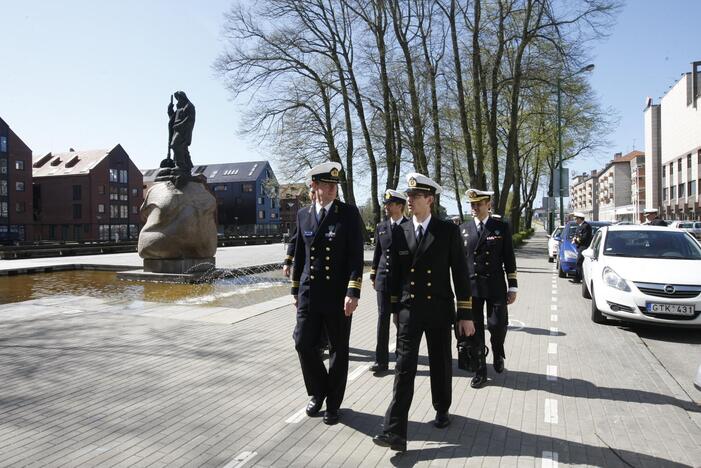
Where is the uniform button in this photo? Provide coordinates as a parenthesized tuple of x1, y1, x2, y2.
(486, 262, 490, 266)
(411, 281, 415, 285)
(311, 275, 315, 279)
(486, 251, 490, 254)
(474, 251, 477, 255)
(427, 283, 431, 287)
(427, 295, 432, 299)
(326, 247, 331, 251)
(427, 270, 431, 274)
(410, 294, 415, 298)
(311, 247, 315, 251)
(326, 256, 330, 260)
(410, 268, 415, 272)
(311, 266, 315, 270)
(325, 266, 330, 270)
(311, 256, 315, 260)
(326, 275, 330, 280)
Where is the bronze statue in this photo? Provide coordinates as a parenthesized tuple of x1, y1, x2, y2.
(167, 91, 195, 172)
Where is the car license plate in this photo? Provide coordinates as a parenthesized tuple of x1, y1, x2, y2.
(645, 303, 696, 315)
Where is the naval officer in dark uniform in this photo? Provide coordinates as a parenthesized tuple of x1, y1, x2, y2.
(571, 211, 592, 284)
(291, 161, 364, 425)
(369, 189, 408, 373)
(642, 208, 668, 226)
(373, 173, 474, 452)
(459, 189, 517, 388)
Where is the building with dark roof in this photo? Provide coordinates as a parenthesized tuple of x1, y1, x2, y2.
(142, 161, 280, 235)
(33, 144, 144, 241)
(0, 117, 34, 242)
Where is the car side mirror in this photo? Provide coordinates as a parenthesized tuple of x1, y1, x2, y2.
(546, 234, 550, 238)
(582, 248, 595, 259)
(554, 235, 561, 241)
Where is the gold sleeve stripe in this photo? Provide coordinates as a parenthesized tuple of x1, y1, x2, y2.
(390, 296, 399, 303)
(285, 255, 293, 261)
(456, 300, 472, 308)
(291, 281, 299, 287)
(348, 281, 362, 289)
(370, 269, 377, 274)
(507, 273, 517, 279)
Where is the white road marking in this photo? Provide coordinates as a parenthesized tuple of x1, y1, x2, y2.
(508, 319, 525, 330)
(223, 451, 257, 468)
(550, 314, 558, 322)
(546, 365, 558, 381)
(285, 407, 307, 424)
(544, 398, 559, 424)
(548, 342, 557, 354)
(348, 364, 370, 381)
(541, 450, 559, 468)
(549, 327, 558, 336)
(550, 305, 558, 311)
(551, 296, 557, 302)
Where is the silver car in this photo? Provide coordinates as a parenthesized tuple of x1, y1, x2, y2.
(669, 221, 701, 240)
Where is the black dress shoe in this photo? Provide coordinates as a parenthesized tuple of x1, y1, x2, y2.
(493, 356, 505, 373)
(434, 411, 451, 428)
(471, 374, 488, 388)
(323, 409, 339, 425)
(370, 362, 389, 373)
(569, 278, 581, 284)
(306, 396, 324, 416)
(372, 433, 407, 452)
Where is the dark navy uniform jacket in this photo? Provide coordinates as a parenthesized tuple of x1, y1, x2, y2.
(291, 200, 365, 310)
(389, 217, 473, 325)
(370, 217, 408, 292)
(573, 221, 593, 252)
(284, 232, 296, 266)
(460, 217, 517, 300)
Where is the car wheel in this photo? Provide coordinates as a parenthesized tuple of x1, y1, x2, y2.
(558, 262, 566, 278)
(582, 279, 591, 299)
(590, 284, 606, 324)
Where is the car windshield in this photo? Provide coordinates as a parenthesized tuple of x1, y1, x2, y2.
(603, 230, 701, 259)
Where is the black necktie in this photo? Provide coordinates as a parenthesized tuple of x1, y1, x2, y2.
(417, 225, 424, 244)
(478, 221, 484, 236)
(319, 207, 326, 224)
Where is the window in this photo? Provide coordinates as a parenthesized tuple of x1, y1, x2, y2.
(16, 202, 25, 213)
(214, 185, 227, 191)
(663, 188, 668, 200)
(119, 170, 128, 183)
(15, 181, 25, 192)
(109, 168, 119, 182)
(49, 224, 56, 240)
(72, 185, 81, 200)
(670, 163, 674, 176)
(110, 186, 119, 200)
(110, 205, 119, 218)
(0, 136, 6, 152)
(15, 160, 24, 171)
(98, 204, 105, 213)
(120, 186, 128, 201)
(271, 199, 276, 208)
(0, 180, 6, 196)
(120, 205, 128, 218)
(98, 185, 105, 195)
(0, 202, 7, 217)
(678, 183, 685, 198)
(678, 159, 682, 171)
(131, 188, 138, 197)
(688, 154, 692, 168)
(670, 185, 676, 199)
(662, 166, 666, 177)
(0, 158, 6, 174)
(258, 210, 265, 219)
(132, 205, 138, 214)
(99, 225, 110, 240)
(698, 149, 701, 165)
(243, 183, 254, 193)
(73, 204, 82, 219)
(690, 180, 697, 196)
(258, 196, 264, 205)
(270, 212, 277, 219)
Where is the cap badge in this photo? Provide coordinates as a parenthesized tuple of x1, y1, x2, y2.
(408, 177, 417, 187)
(330, 168, 339, 177)
(385, 192, 391, 200)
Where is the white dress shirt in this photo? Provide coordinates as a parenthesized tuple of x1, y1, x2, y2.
(315, 200, 334, 222)
(412, 214, 431, 239)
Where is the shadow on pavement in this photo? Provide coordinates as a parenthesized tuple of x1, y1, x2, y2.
(339, 409, 689, 467)
(510, 326, 566, 336)
(624, 324, 701, 345)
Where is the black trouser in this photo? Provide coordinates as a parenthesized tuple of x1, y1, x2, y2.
(383, 307, 452, 439)
(375, 289, 392, 365)
(472, 297, 508, 376)
(575, 250, 585, 281)
(294, 307, 352, 411)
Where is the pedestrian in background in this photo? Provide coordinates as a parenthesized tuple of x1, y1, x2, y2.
(369, 189, 408, 373)
(459, 189, 517, 388)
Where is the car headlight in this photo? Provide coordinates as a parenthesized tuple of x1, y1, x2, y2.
(602, 266, 630, 292)
(564, 250, 578, 260)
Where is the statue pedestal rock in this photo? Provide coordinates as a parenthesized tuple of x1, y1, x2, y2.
(138, 175, 217, 275)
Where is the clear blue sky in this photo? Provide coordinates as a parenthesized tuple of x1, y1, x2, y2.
(1, 0, 700, 207)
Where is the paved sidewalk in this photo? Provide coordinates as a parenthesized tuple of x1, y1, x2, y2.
(0, 233, 699, 467)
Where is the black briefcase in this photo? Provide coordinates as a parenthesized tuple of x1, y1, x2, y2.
(457, 338, 489, 372)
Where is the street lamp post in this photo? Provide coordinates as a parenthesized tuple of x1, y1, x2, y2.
(556, 63, 595, 226)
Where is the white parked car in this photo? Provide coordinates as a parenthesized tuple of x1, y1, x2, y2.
(581, 225, 701, 327)
(547, 226, 563, 263)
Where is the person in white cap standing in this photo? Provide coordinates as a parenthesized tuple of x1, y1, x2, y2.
(290, 161, 365, 425)
(571, 212, 592, 283)
(642, 208, 668, 226)
(459, 189, 517, 388)
(373, 173, 473, 452)
(369, 189, 409, 373)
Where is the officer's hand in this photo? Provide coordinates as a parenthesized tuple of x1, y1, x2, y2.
(507, 291, 517, 305)
(293, 295, 298, 307)
(344, 296, 358, 316)
(457, 320, 475, 337)
(283, 264, 291, 278)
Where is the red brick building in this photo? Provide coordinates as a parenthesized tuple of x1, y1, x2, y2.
(32, 145, 143, 241)
(0, 116, 34, 242)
